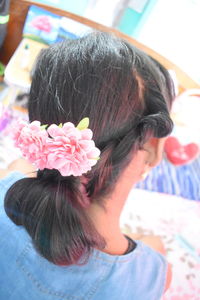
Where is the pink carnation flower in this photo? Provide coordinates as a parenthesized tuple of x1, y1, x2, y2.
(13, 119, 100, 177)
(46, 123, 100, 176)
(12, 119, 27, 142)
(13, 120, 49, 169)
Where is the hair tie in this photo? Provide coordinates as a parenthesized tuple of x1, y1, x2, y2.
(13, 118, 100, 177)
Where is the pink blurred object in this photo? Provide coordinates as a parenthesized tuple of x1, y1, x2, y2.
(165, 89, 200, 165)
(0, 104, 12, 132)
(165, 137, 199, 166)
(31, 15, 52, 33)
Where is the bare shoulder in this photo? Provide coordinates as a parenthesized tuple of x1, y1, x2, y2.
(0, 169, 9, 179)
(139, 235, 166, 255)
(0, 159, 36, 179)
(126, 233, 165, 254)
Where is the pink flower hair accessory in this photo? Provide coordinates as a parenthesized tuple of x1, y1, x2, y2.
(13, 118, 100, 177)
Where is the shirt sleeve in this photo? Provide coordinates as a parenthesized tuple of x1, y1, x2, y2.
(0, 172, 25, 208)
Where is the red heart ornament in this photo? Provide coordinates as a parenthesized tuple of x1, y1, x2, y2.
(164, 137, 199, 166)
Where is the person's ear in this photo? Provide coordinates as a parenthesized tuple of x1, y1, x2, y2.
(143, 137, 166, 168)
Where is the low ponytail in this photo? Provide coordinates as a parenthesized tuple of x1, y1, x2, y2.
(4, 32, 175, 266)
(4, 169, 105, 265)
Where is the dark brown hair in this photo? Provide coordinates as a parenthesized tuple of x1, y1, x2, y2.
(5, 32, 174, 265)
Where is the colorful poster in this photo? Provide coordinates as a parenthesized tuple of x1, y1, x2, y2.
(23, 5, 92, 45)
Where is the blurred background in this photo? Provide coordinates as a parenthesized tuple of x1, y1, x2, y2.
(30, 0, 200, 84)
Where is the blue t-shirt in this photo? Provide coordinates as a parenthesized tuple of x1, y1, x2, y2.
(0, 172, 167, 300)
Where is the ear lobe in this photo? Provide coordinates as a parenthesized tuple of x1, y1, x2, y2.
(143, 137, 166, 168)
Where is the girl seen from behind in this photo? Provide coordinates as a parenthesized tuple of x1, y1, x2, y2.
(0, 32, 174, 300)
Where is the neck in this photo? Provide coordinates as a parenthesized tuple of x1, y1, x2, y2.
(86, 150, 147, 255)
(86, 172, 135, 255)
(87, 200, 128, 255)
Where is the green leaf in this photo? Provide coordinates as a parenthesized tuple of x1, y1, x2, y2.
(77, 117, 89, 130)
(40, 124, 48, 130)
(0, 62, 5, 76)
(92, 157, 100, 161)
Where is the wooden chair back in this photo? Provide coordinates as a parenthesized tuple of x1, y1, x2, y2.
(0, 0, 199, 91)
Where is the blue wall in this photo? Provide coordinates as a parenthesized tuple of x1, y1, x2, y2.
(33, 0, 89, 16)
(117, 0, 158, 38)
